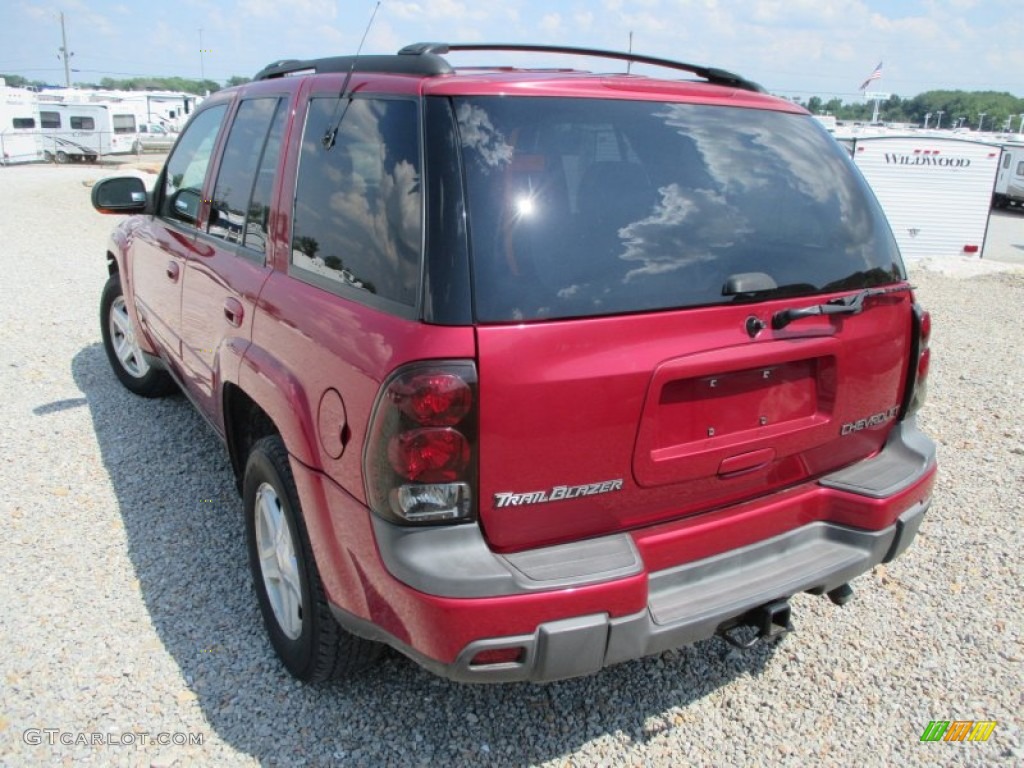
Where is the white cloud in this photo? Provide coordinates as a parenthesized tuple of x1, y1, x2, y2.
(540, 14, 561, 34)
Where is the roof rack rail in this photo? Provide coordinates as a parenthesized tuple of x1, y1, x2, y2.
(253, 53, 453, 81)
(398, 42, 765, 93)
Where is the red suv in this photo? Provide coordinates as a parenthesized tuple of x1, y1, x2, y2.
(91, 43, 936, 683)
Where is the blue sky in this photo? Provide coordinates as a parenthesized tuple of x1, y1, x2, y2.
(3, 0, 1020, 99)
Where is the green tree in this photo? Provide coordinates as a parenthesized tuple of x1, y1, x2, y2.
(97, 76, 223, 94)
(0, 73, 49, 88)
(294, 236, 320, 260)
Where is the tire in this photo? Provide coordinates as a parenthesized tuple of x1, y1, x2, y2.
(55, 151, 68, 164)
(244, 435, 381, 681)
(43, 150, 54, 163)
(99, 273, 176, 397)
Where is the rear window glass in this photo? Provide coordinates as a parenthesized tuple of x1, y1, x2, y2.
(455, 97, 903, 322)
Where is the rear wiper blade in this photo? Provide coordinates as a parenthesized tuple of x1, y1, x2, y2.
(771, 284, 912, 330)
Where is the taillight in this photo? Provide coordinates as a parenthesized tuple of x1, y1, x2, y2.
(904, 303, 931, 416)
(365, 361, 477, 524)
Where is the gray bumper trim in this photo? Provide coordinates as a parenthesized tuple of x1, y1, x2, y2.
(819, 417, 936, 498)
(371, 516, 642, 598)
(336, 499, 929, 683)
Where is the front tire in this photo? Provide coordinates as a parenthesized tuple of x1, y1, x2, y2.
(55, 150, 68, 164)
(244, 435, 381, 681)
(99, 273, 176, 397)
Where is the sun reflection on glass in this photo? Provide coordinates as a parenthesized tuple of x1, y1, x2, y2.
(514, 194, 536, 218)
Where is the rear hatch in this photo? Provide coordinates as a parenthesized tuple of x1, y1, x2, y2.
(452, 94, 910, 552)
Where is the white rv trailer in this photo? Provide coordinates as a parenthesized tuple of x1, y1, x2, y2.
(36, 102, 137, 163)
(992, 144, 1024, 208)
(39, 88, 200, 131)
(0, 80, 42, 165)
(848, 135, 1001, 259)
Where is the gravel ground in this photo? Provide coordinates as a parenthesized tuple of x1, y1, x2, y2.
(1, 164, 1022, 767)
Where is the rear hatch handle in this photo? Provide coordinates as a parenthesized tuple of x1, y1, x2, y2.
(771, 284, 912, 330)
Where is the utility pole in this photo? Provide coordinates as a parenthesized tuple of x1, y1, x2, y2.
(977, 112, 986, 132)
(935, 110, 944, 129)
(199, 28, 206, 82)
(58, 11, 72, 87)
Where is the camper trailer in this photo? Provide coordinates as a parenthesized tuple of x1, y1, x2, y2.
(992, 144, 1024, 209)
(36, 102, 136, 163)
(849, 135, 1001, 259)
(0, 80, 41, 165)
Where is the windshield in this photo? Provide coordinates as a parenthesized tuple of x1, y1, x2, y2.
(454, 96, 903, 322)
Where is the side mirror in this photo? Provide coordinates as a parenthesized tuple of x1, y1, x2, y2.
(92, 176, 148, 214)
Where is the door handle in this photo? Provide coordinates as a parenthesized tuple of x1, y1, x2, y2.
(166, 261, 180, 281)
(223, 297, 244, 328)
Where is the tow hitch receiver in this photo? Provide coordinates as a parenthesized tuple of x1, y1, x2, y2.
(719, 599, 794, 649)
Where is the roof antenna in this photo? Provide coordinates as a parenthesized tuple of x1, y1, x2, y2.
(322, 0, 382, 150)
(626, 31, 633, 74)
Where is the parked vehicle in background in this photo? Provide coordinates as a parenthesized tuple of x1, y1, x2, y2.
(0, 78, 42, 165)
(992, 144, 1024, 209)
(38, 102, 136, 162)
(132, 123, 177, 153)
(846, 135, 1000, 258)
(90, 42, 936, 684)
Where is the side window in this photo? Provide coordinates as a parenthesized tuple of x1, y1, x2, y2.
(207, 97, 286, 255)
(12, 118, 35, 129)
(70, 116, 95, 130)
(1017, 161, 1024, 176)
(1004, 153, 1012, 169)
(290, 97, 422, 307)
(40, 112, 60, 129)
(113, 114, 136, 134)
(158, 105, 228, 226)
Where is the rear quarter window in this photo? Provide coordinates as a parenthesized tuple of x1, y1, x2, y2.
(455, 97, 903, 322)
(289, 96, 422, 311)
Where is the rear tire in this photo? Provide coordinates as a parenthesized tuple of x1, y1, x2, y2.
(99, 273, 176, 397)
(244, 435, 381, 681)
(55, 151, 68, 164)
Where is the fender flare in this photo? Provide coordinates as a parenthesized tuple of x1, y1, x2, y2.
(236, 341, 321, 470)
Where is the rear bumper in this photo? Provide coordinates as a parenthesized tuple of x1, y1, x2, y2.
(338, 500, 926, 682)
(310, 419, 935, 683)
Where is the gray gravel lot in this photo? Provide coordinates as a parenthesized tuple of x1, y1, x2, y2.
(1, 163, 1022, 767)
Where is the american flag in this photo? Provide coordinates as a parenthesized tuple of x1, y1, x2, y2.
(859, 61, 883, 91)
